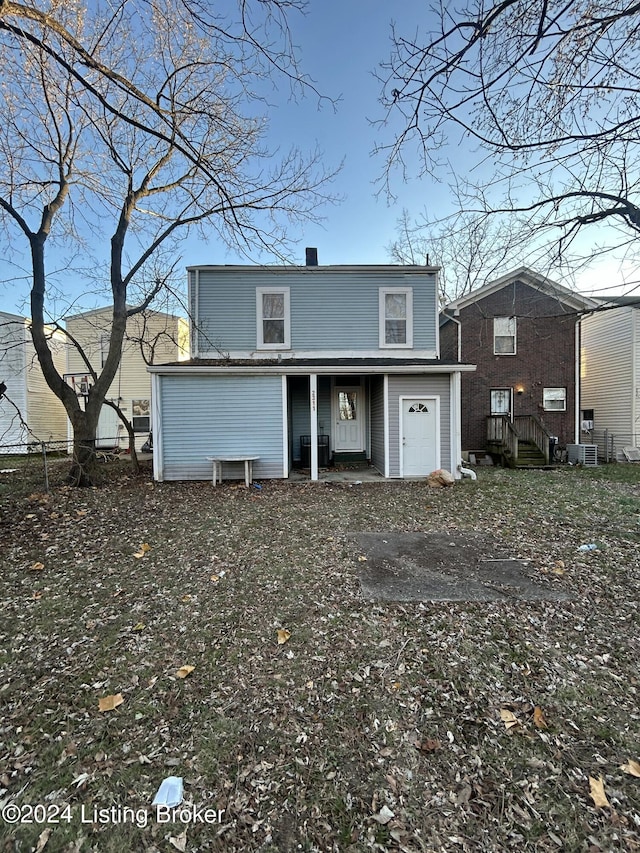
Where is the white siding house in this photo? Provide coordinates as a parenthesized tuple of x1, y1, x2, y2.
(0, 312, 68, 452)
(65, 308, 188, 451)
(149, 256, 475, 482)
(581, 299, 640, 456)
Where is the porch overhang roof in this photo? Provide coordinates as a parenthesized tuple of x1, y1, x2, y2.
(148, 357, 476, 376)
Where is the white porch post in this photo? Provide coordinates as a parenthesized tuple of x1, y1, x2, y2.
(310, 373, 318, 481)
(450, 371, 462, 478)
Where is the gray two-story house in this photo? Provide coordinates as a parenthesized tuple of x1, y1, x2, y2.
(148, 254, 475, 482)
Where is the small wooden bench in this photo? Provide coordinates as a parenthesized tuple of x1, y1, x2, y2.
(206, 455, 259, 487)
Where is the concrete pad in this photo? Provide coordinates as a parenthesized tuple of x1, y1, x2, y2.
(354, 532, 570, 602)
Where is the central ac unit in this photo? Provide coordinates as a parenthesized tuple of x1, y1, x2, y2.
(567, 443, 598, 466)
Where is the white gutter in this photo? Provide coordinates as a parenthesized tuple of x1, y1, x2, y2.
(147, 363, 477, 376)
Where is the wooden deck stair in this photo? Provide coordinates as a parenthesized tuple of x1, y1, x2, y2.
(487, 415, 552, 468)
(513, 440, 548, 468)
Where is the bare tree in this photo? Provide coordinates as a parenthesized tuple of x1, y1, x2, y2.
(389, 208, 524, 303)
(0, 0, 336, 484)
(378, 0, 640, 288)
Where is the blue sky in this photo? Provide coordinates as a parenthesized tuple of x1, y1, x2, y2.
(1, 1, 636, 316)
(0, 1, 448, 317)
(185, 1, 440, 269)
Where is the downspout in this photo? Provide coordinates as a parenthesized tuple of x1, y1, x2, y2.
(575, 312, 592, 445)
(575, 318, 580, 445)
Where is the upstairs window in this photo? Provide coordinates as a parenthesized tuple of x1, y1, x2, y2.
(543, 387, 566, 411)
(494, 317, 516, 355)
(256, 287, 290, 349)
(380, 288, 413, 348)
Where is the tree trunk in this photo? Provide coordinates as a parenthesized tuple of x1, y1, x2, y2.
(68, 410, 101, 486)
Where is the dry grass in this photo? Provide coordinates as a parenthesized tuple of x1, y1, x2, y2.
(1, 460, 639, 852)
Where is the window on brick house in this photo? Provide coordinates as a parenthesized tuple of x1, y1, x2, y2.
(543, 387, 566, 411)
(494, 317, 516, 355)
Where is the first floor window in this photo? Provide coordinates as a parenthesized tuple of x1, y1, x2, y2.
(494, 317, 516, 355)
(543, 387, 566, 411)
(380, 287, 413, 347)
(132, 399, 150, 432)
(257, 287, 290, 348)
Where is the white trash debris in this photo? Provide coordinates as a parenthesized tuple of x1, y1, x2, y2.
(152, 776, 183, 808)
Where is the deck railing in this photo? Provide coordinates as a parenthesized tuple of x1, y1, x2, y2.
(487, 414, 551, 463)
(514, 414, 551, 463)
(487, 415, 519, 460)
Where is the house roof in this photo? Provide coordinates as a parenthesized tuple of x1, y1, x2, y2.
(148, 357, 476, 376)
(443, 267, 599, 315)
(65, 305, 183, 322)
(186, 263, 440, 274)
(589, 295, 640, 309)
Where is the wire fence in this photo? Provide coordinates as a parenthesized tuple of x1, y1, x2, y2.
(0, 436, 142, 495)
(588, 430, 640, 463)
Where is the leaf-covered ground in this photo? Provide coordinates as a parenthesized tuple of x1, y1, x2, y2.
(1, 461, 639, 852)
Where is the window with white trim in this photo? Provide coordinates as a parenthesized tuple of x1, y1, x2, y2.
(543, 387, 566, 411)
(132, 399, 150, 432)
(494, 317, 516, 355)
(379, 287, 413, 347)
(256, 287, 290, 349)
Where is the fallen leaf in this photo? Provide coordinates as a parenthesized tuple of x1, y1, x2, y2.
(550, 561, 565, 575)
(133, 543, 151, 558)
(589, 775, 610, 808)
(169, 830, 187, 852)
(277, 629, 291, 645)
(98, 693, 124, 712)
(620, 759, 640, 777)
(415, 737, 442, 753)
(210, 574, 220, 583)
(533, 706, 548, 729)
(176, 665, 195, 679)
(132, 623, 145, 632)
(34, 828, 51, 852)
(31, 562, 45, 571)
(372, 805, 395, 825)
(500, 708, 520, 731)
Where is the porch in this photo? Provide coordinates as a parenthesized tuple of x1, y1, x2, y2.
(486, 414, 555, 467)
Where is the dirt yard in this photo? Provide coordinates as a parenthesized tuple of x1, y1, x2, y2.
(1, 461, 639, 852)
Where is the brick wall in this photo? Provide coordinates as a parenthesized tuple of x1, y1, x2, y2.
(443, 281, 578, 452)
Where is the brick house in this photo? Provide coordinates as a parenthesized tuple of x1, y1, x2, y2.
(440, 268, 597, 464)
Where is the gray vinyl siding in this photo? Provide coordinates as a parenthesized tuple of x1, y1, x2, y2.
(193, 269, 437, 354)
(159, 374, 284, 480)
(581, 309, 636, 435)
(289, 376, 331, 464)
(289, 377, 310, 464)
(387, 375, 451, 477)
(318, 377, 332, 442)
(369, 376, 385, 474)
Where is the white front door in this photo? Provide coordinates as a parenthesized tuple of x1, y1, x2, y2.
(96, 403, 120, 448)
(401, 397, 438, 476)
(334, 386, 364, 452)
